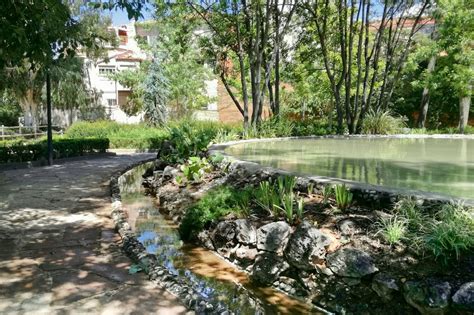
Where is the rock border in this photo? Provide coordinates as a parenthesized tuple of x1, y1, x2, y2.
(209, 135, 474, 206)
(109, 159, 231, 314)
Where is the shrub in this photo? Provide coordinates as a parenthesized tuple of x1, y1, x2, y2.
(0, 137, 109, 163)
(179, 186, 252, 241)
(362, 109, 406, 135)
(334, 184, 353, 211)
(180, 156, 212, 182)
(423, 202, 474, 261)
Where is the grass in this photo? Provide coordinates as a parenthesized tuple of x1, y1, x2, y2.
(376, 216, 407, 245)
(334, 184, 353, 211)
(378, 198, 474, 262)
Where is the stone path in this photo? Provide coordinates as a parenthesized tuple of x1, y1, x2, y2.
(0, 154, 189, 315)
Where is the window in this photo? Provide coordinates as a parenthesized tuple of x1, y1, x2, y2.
(107, 99, 117, 106)
(98, 66, 116, 77)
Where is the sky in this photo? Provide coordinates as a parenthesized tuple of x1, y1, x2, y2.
(109, 3, 154, 26)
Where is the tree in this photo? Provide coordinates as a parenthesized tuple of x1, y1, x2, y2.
(300, 0, 431, 133)
(156, 0, 297, 129)
(142, 55, 169, 125)
(434, 0, 473, 133)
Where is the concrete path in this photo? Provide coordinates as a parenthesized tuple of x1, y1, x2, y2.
(0, 154, 189, 315)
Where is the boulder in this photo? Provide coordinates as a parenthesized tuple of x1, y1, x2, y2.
(212, 221, 236, 248)
(452, 282, 474, 312)
(234, 219, 257, 245)
(326, 247, 378, 278)
(250, 253, 290, 286)
(256, 221, 291, 254)
(403, 279, 452, 315)
(371, 273, 400, 301)
(284, 221, 331, 270)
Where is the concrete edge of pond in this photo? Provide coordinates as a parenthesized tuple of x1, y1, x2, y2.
(209, 135, 474, 207)
(108, 158, 237, 314)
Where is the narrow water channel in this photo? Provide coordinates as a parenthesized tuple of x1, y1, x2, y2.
(118, 163, 319, 314)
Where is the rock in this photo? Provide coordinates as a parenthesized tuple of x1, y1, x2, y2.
(233, 246, 258, 265)
(338, 219, 359, 236)
(284, 221, 331, 270)
(234, 219, 257, 245)
(153, 159, 167, 171)
(256, 221, 291, 254)
(326, 247, 378, 278)
(452, 282, 474, 312)
(250, 253, 290, 285)
(403, 279, 451, 315)
(197, 230, 214, 250)
(162, 166, 179, 179)
(212, 221, 236, 248)
(372, 273, 400, 301)
(319, 227, 341, 254)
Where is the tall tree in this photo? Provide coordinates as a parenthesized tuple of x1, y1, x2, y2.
(434, 0, 473, 133)
(301, 0, 431, 133)
(142, 55, 169, 125)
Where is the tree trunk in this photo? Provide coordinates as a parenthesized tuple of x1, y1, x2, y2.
(459, 92, 471, 133)
(417, 55, 437, 128)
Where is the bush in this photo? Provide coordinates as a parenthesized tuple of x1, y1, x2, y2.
(362, 109, 406, 135)
(0, 137, 109, 164)
(423, 202, 474, 261)
(179, 186, 251, 241)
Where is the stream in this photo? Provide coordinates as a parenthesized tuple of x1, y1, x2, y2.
(118, 163, 319, 314)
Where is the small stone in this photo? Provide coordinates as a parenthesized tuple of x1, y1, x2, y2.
(162, 166, 178, 178)
(327, 247, 378, 278)
(452, 282, 474, 312)
(338, 219, 359, 236)
(372, 273, 399, 301)
(234, 246, 258, 265)
(403, 279, 451, 315)
(256, 221, 291, 254)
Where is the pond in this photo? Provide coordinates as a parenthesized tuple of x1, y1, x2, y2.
(224, 137, 474, 201)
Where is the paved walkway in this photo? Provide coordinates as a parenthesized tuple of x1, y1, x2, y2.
(0, 154, 189, 315)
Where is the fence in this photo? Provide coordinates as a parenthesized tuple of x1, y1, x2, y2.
(0, 125, 63, 140)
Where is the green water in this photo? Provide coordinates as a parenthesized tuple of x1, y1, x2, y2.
(224, 137, 474, 200)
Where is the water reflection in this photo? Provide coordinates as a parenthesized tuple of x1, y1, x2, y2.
(225, 138, 474, 200)
(119, 165, 317, 315)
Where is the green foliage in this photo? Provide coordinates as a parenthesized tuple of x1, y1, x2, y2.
(179, 186, 251, 241)
(0, 137, 109, 163)
(382, 198, 474, 262)
(322, 185, 333, 205)
(254, 175, 301, 223)
(0, 90, 21, 126)
(423, 202, 474, 261)
(377, 216, 407, 245)
(142, 56, 169, 126)
(180, 156, 212, 182)
(276, 192, 296, 224)
(255, 181, 281, 216)
(362, 109, 406, 135)
(334, 184, 353, 211)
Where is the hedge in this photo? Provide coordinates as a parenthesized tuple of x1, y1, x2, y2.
(0, 138, 109, 164)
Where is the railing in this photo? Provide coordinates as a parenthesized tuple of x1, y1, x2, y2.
(0, 125, 64, 141)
